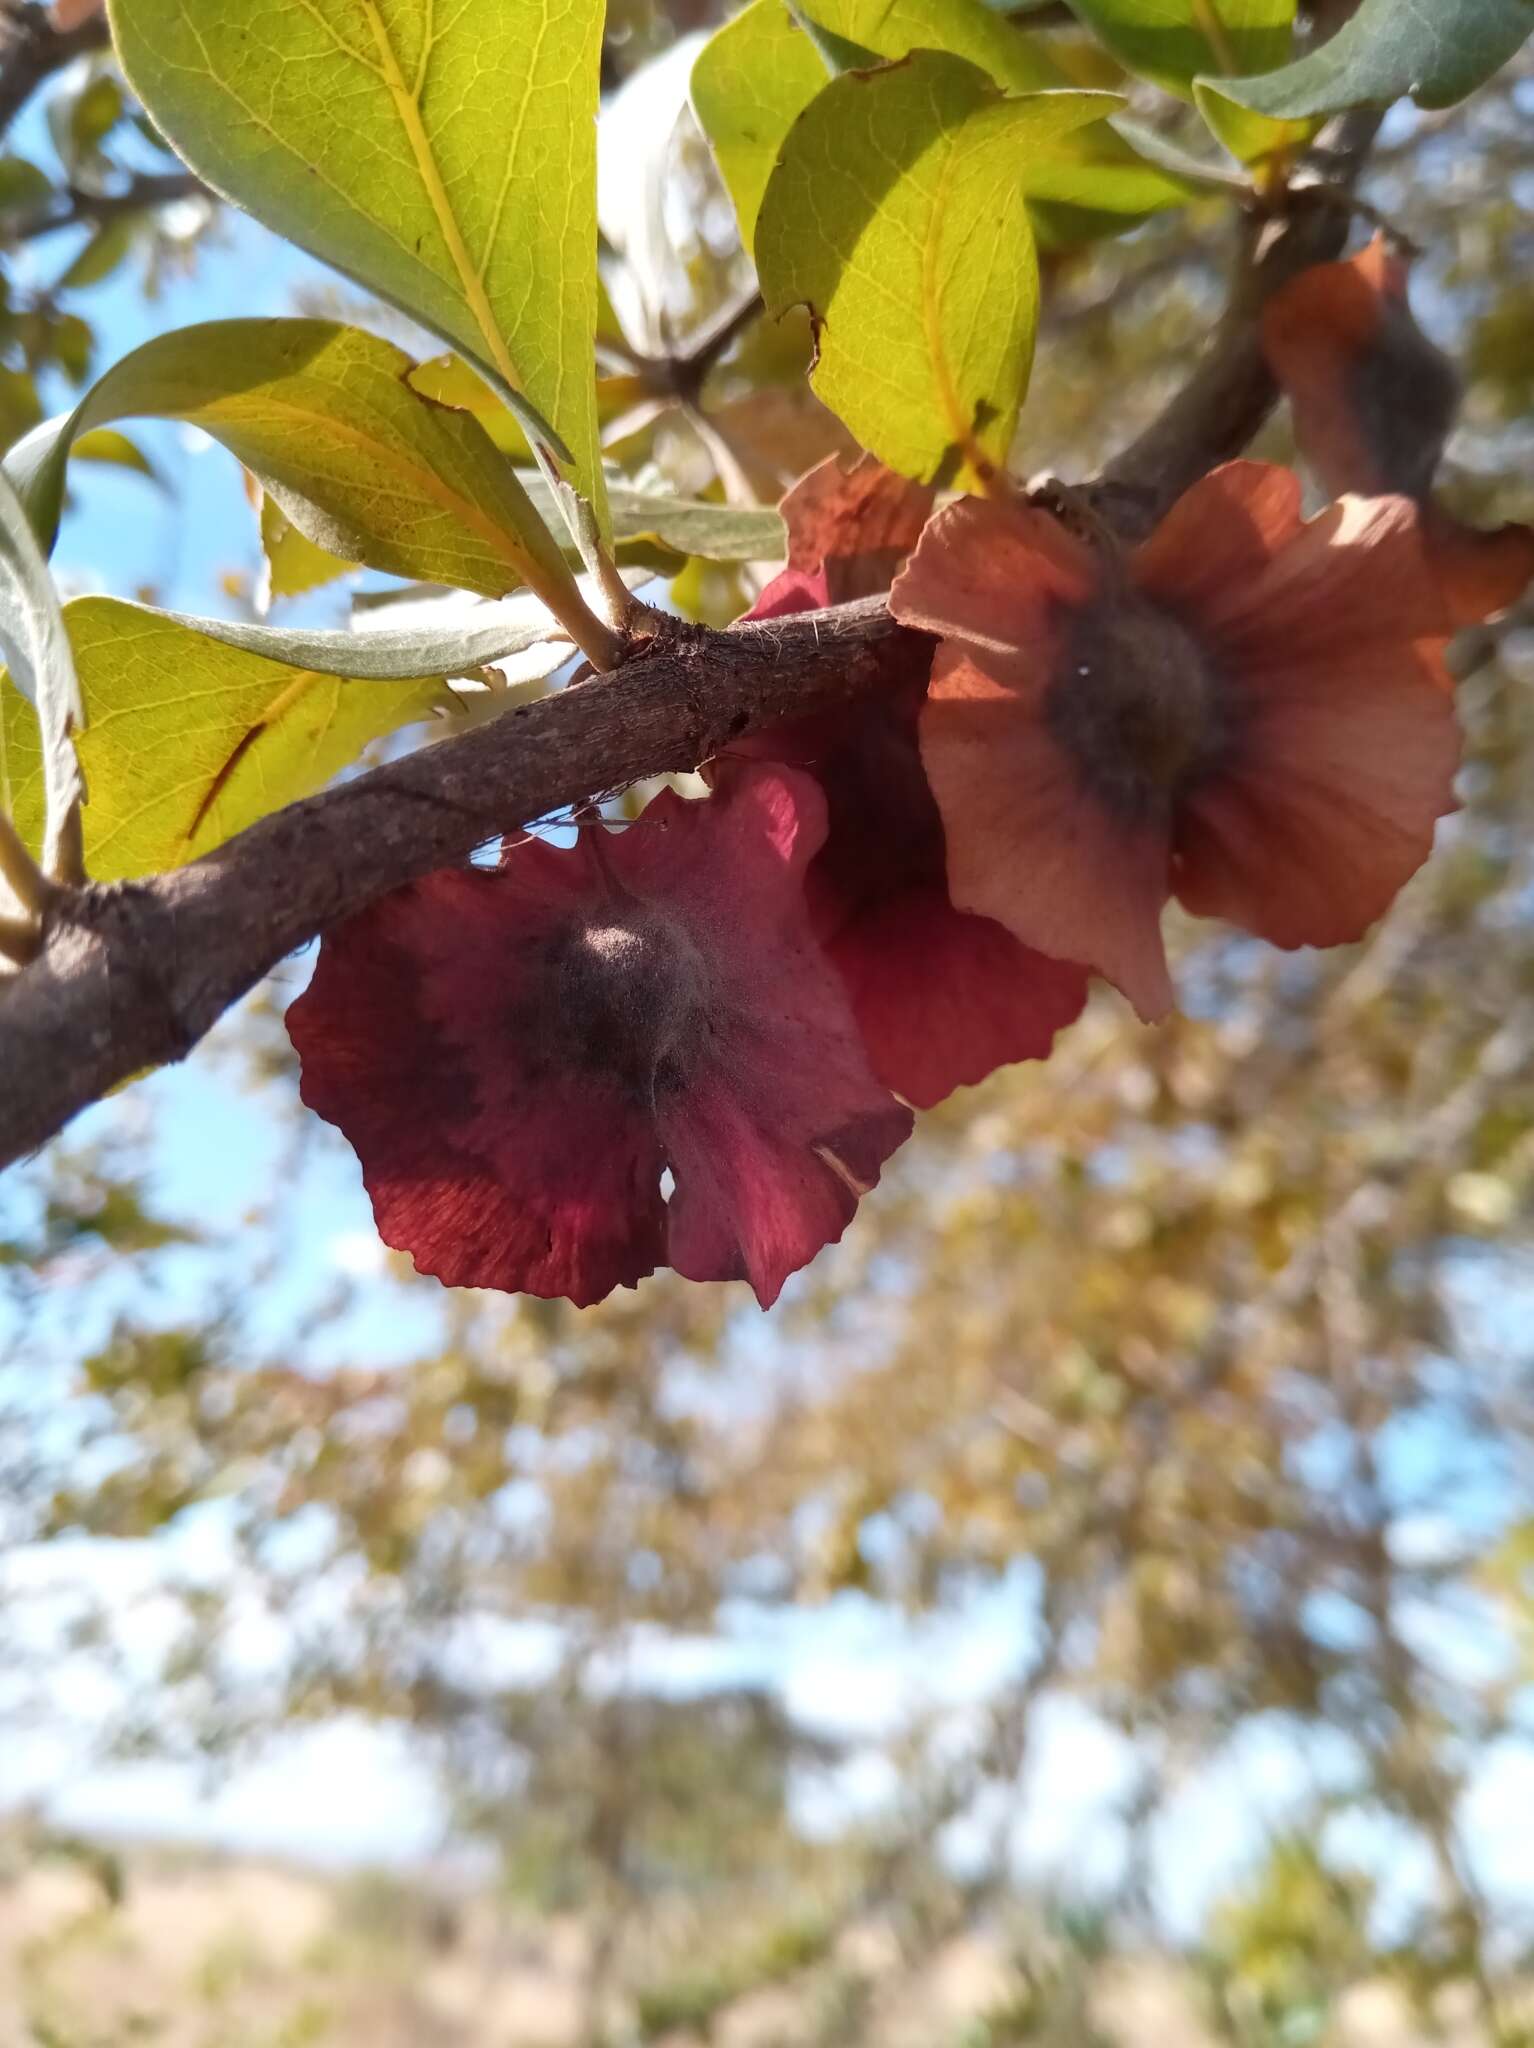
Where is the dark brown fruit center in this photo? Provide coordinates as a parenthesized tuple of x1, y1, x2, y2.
(1046, 592, 1227, 822)
(551, 912, 711, 1105)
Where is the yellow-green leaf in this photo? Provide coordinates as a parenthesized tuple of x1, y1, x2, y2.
(258, 493, 357, 610)
(1065, 0, 1307, 161)
(0, 597, 449, 879)
(756, 61, 1116, 486)
(6, 320, 583, 617)
(73, 427, 159, 484)
(692, 0, 1184, 252)
(409, 353, 673, 458)
(109, 0, 609, 525)
(1064, 0, 1294, 95)
(691, 0, 830, 252)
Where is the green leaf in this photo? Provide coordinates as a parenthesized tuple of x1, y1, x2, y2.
(108, 0, 609, 523)
(757, 60, 1116, 487)
(519, 473, 786, 565)
(5, 320, 584, 618)
(692, 0, 1186, 253)
(784, 2, 877, 73)
(1108, 116, 1249, 191)
(1205, 0, 1533, 117)
(0, 468, 83, 883)
(408, 354, 534, 458)
(0, 369, 42, 455)
(122, 599, 575, 685)
(609, 492, 785, 565)
(45, 313, 95, 387)
(0, 155, 52, 214)
(72, 429, 159, 485)
(68, 74, 125, 161)
(691, 0, 832, 251)
(1064, 0, 1294, 95)
(57, 217, 135, 292)
(0, 597, 451, 880)
(1024, 116, 1209, 237)
(694, 0, 1058, 251)
(258, 493, 357, 610)
(408, 352, 662, 461)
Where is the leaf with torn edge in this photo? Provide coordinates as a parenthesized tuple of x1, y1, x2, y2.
(691, 0, 1186, 253)
(406, 355, 657, 462)
(258, 493, 357, 610)
(1204, 0, 1533, 118)
(0, 597, 455, 881)
(694, 0, 1053, 250)
(0, 465, 83, 885)
(109, 0, 609, 525)
(5, 320, 584, 619)
(756, 60, 1117, 487)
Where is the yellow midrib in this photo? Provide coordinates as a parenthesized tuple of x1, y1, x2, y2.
(359, 0, 527, 404)
(922, 134, 971, 472)
(185, 670, 321, 846)
(920, 116, 1011, 487)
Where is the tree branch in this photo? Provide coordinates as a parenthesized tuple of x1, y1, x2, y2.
(0, 101, 1386, 1169)
(0, 602, 924, 1167)
(0, 0, 110, 139)
(3, 169, 211, 244)
(1099, 108, 1382, 534)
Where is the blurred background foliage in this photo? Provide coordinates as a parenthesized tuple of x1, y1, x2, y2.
(3, 1, 1534, 2044)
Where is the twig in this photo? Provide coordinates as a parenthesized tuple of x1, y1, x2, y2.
(0, 599, 925, 1166)
(0, 0, 110, 139)
(626, 282, 765, 409)
(1100, 108, 1382, 535)
(2, 170, 211, 244)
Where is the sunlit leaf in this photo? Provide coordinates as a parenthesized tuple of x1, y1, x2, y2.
(691, 0, 1186, 252)
(1064, 0, 1294, 94)
(6, 320, 583, 614)
(1206, 0, 1533, 117)
(109, 0, 609, 522)
(73, 427, 159, 483)
(756, 60, 1116, 486)
(1064, 0, 1305, 161)
(0, 597, 451, 879)
(691, 0, 831, 250)
(257, 493, 357, 611)
(409, 352, 654, 461)
(57, 216, 135, 291)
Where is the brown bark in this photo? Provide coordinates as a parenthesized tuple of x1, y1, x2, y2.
(0, 602, 922, 1166)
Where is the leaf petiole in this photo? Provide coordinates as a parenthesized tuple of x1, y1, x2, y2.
(0, 808, 58, 925)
